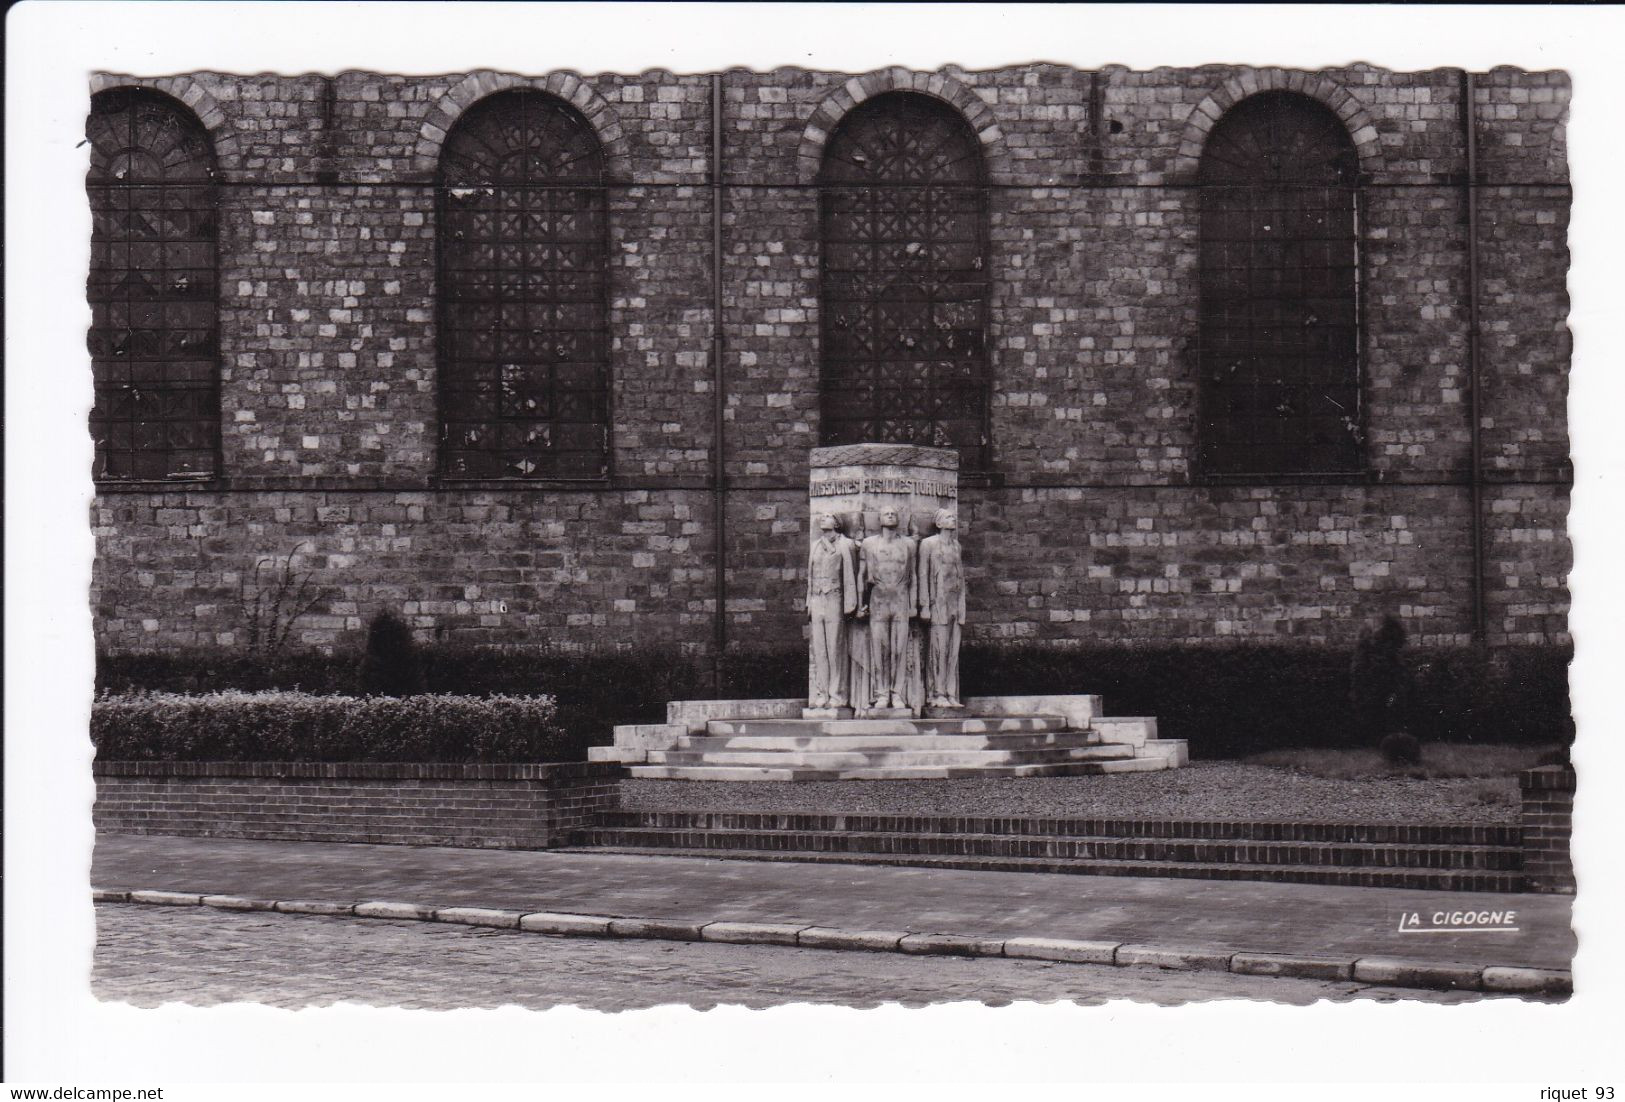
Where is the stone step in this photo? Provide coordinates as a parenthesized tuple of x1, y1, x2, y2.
(961, 695, 1102, 728)
(645, 745, 1139, 769)
(703, 716, 1069, 737)
(1088, 717, 1158, 746)
(625, 759, 1171, 781)
(1085, 757, 1166, 774)
(559, 846, 1526, 893)
(1139, 739, 1189, 767)
(577, 826, 1523, 871)
(677, 731, 1109, 752)
(597, 810, 1520, 848)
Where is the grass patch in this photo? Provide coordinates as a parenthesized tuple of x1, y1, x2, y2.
(1244, 743, 1559, 781)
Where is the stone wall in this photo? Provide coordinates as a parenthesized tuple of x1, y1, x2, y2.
(92, 761, 623, 848)
(89, 64, 1571, 654)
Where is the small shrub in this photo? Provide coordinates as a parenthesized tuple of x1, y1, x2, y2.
(1536, 744, 1572, 768)
(239, 546, 326, 667)
(91, 691, 574, 763)
(1351, 615, 1414, 745)
(1379, 731, 1423, 767)
(357, 609, 425, 696)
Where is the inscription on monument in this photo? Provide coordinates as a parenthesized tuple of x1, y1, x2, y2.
(811, 477, 957, 499)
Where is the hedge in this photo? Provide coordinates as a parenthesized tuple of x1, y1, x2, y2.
(95, 640, 1572, 760)
(960, 641, 1573, 757)
(91, 691, 572, 763)
(94, 644, 703, 750)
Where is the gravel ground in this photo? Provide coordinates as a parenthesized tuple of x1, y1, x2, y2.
(621, 762, 1518, 823)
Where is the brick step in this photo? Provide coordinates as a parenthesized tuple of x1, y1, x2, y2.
(559, 846, 1525, 893)
(625, 759, 1167, 781)
(645, 745, 1139, 769)
(703, 716, 1069, 737)
(577, 826, 1524, 871)
(676, 731, 1111, 752)
(598, 809, 1519, 848)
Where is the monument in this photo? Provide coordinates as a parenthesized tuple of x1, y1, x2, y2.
(591, 443, 1185, 779)
(807, 443, 958, 718)
(859, 507, 917, 713)
(805, 513, 857, 710)
(918, 507, 966, 709)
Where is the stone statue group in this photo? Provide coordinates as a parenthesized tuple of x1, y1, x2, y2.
(806, 506, 965, 714)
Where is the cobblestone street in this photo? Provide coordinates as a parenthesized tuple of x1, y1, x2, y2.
(92, 904, 1504, 1011)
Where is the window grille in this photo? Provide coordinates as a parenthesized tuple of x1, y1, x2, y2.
(819, 92, 991, 471)
(86, 88, 219, 482)
(1198, 91, 1363, 476)
(437, 90, 609, 480)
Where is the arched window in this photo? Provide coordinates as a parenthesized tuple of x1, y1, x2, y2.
(437, 90, 609, 479)
(1198, 91, 1362, 476)
(819, 92, 990, 471)
(86, 88, 219, 481)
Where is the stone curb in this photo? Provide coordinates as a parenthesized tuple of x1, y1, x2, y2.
(1231, 952, 1354, 982)
(899, 932, 1006, 958)
(797, 925, 907, 952)
(701, 921, 808, 946)
(435, 906, 523, 930)
(1114, 944, 1233, 971)
(519, 912, 613, 936)
(202, 894, 278, 912)
(274, 900, 356, 916)
(96, 889, 1572, 998)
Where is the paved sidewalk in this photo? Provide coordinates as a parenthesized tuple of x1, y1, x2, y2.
(93, 833, 1573, 975)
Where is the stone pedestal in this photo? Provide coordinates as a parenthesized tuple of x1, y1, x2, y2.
(802, 706, 855, 720)
(809, 444, 958, 717)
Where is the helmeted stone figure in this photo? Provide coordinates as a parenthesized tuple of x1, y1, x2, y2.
(918, 507, 967, 708)
(858, 507, 917, 710)
(806, 513, 858, 708)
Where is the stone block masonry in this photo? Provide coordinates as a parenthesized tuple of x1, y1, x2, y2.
(89, 64, 1570, 656)
(92, 761, 623, 849)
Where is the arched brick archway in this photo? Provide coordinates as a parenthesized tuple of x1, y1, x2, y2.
(414, 71, 630, 182)
(1173, 69, 1383, 181)
(88, 73, 241, 167)
(796, 67, 1010, 184)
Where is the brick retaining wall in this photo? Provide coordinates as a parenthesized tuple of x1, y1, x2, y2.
(92, 761, 623, 849)
(1519, 764, 1575, 894)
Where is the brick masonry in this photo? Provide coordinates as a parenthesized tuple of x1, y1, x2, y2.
(92, 761, 623, 848)
(88, 64, 1570, 654)
(1518, 764, 1575, 894)
(584, 808, 1529, 892)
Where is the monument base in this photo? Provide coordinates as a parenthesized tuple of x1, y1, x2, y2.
(855, 706, 916, 719)
(589, 694, 1187, 780)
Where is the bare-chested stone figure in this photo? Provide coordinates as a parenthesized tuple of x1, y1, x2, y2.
(806, 514, 857, 708)
(917, 507, 966, 708)
(859, 507, 916, 710)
